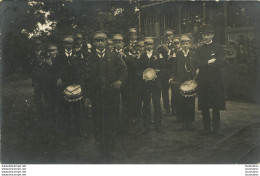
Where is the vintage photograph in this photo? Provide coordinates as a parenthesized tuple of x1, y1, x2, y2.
(0, 0, 259, 164)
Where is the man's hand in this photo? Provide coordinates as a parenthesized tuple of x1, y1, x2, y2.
(56, 78, 62, 86)
(84, 98, 92, 108)
(196, 69, 199, 75)
(111, 80, 122, 89)
(208, 58, 216, 64)
(168, 78, 174, 84)
(46, 58, 53, 66)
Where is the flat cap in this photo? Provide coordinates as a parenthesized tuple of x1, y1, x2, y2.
(180, 35, 191, 42)
(136, 40, 144, 47)
(112, 34, 124, 41)
(144, 37, 155, 44)
(129, 28, 137, 33)
(164, 29, 174, 35)
(93, 31, 107, 39)
(63, 35, 74, 42)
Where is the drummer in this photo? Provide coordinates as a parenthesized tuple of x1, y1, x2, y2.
(169, 34, 196, 130)
(136, 37, 165, 133)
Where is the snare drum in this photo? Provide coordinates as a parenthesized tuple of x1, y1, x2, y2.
(63, 84, 83, 102)
(179, 80, 197, 97)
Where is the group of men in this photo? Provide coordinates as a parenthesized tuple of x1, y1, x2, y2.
(30, 25, 226, 161)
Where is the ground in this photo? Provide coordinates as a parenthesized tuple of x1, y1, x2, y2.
(1, 78, 260, 164)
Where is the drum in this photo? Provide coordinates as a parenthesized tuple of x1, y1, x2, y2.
(63, 84, 83, 102)
(179, 80, 197, 97)
(143, 68, 157, 81)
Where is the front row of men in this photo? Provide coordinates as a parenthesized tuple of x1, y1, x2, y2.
(32, 25, 226, 160)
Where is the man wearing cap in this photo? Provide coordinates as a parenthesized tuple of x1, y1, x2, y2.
(158, 29, 175, 116)
(169, 35, 196, 130)
(112, 34, 136, 129)
(125, 28, 138, 56)
(74, 32, 85, 59)
(80, 31, 128, 161)
(56, 34, 84, 137)
(132, 40, 145, 121)
(107, 38, 114, 52)
(136, 37, 165, 133)
(170, 36, 182, 116)
(30, 38, 46, 119)
(194, 24, 226, 135)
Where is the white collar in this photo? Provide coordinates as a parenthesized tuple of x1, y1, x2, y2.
(146, 50, 153, 54)
(96, 48, 106, 54)
(115, 49, 123, 53)
(65, 49, 72, 53)
(205, 40, 213, 45)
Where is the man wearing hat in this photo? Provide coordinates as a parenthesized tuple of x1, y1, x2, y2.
(136, 37, 165, 133)
(125, 28, 138, 56)
(74, 32, 85, 59)
(56, 34, 84, 137)
(30, 38, 46, 119)
(169, 35, 196, 130)
(107, 38, 114, 52)
(170, 36, 182, 116)
(194, 24, 226, 135)
(158, 29, 175, 116)
(80, 31, 128, 161)
(112, 34, 136, 130)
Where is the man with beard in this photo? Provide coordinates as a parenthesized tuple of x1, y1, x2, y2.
(80, 31, 127, 162)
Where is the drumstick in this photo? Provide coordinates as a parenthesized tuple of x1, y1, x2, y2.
(188, 74, 198, 87)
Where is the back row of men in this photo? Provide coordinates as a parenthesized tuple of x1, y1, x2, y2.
(31, 26, 226, 156)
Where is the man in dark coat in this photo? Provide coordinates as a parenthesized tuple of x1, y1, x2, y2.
(157, 29, 174, 116)
(195, 25, 226, 135)
(56, 34, 85, 136)
(169, 35, 196, 130)
(136, 37, 165, 133)
(31, 39, 45, 119)
(80, 31, 127, 162)
(124, 28, 138, 56)
(170, 36, 182, 116)
(113, 34, 135, 129)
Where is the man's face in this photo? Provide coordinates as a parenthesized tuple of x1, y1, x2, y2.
(114, 40, 124, 51)
(75, 34, 83, 47)
(47, 45, 58, 58)
(181, 41, 190, 51)
(136, 45, 144, 54)
(166, 34, 173, 43)
(202, 33, 214, 43)
(35, 40, 43, 51)
(173, 40, 181, 50)
(94, 38, 107, 51)
(145, 42, 154, 52)
(129, 32, 137, 41)
(63, 37, 74, 50)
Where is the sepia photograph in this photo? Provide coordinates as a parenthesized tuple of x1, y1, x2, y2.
(0, 0, 259, 168)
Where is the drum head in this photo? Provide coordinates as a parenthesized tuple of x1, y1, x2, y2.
(64, 85, 83, 102)
(180, 80, 197, 92)
(64, 85, 81, 96)
(143, 68, 157, 81)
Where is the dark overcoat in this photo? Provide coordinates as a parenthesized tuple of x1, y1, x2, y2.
(194, 42, 226, 110)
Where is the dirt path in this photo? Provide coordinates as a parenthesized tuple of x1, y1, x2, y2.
(1, 79, 260, 164)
